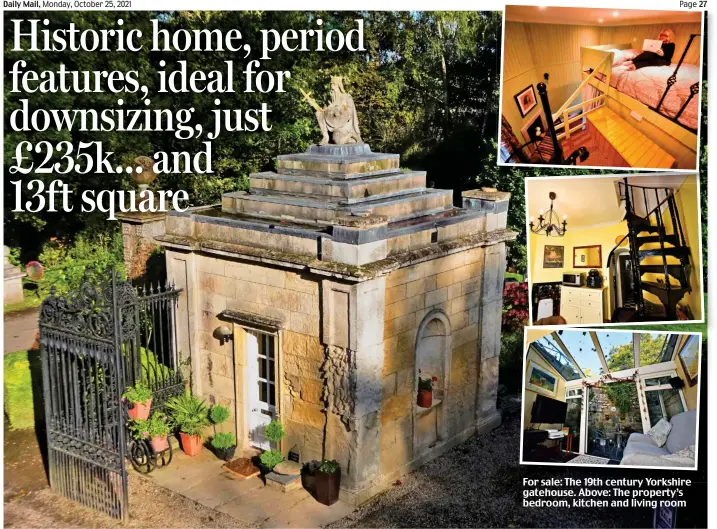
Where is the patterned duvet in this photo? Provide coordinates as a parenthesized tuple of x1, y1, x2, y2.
(597, 61, 700, 131)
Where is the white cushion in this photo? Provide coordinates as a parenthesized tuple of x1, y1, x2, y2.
(648, 418, 673, 447)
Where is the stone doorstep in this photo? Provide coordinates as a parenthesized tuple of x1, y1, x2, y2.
(265, 471, 303, 493)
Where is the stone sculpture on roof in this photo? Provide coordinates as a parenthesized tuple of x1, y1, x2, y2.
(301, 76, 363, 146)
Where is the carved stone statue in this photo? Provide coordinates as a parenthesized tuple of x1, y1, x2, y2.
(301, 77, 363, 145)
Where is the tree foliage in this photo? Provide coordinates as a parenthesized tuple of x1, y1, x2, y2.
(4, 11, 707, 279)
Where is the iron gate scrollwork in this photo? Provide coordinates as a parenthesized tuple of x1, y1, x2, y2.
(39, 272, 184, 520)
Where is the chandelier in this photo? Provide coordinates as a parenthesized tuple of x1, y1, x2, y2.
(530, 192, 567, 237)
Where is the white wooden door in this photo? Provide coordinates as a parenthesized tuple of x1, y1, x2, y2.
(247, 331, 276, 450)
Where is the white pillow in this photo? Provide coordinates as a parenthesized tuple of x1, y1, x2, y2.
(611, 49, 640, 66)
(648, 418, 673, 447)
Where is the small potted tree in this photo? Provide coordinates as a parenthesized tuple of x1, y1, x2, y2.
(123, 382, 153, 420)
(417, 369, 438, 408)
(259, 419, 285, 472)
(209, 404, 237, 461)
(130, 412, 171, 452)
(167, 391, 210, 456)
(315, 460, 341, 506)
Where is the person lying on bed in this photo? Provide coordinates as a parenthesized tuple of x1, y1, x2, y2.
(623, 29, 675, 70)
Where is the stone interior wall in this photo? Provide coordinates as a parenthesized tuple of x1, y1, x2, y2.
(192, 253, 323, 451)
(380, 247, 485, 477)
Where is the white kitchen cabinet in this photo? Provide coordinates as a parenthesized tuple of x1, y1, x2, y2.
(560, 286, 607, 324)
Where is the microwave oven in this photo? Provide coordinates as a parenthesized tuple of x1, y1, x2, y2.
(562, 273, 584, 287)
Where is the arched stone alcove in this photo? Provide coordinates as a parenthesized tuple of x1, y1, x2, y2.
(413, 310, 451, 454)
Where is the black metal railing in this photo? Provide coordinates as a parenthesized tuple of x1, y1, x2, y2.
(609, 179, 691, 320)
(40, 272, 184, 520)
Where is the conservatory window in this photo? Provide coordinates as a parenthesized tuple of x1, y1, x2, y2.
(638, 333, 673, 367)
(597, 331, 634, 372)
(643, 376, 685, 428)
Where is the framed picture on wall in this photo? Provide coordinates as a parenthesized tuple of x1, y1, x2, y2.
(526, 359, 558, 397)
(514, 84, 538, 118)
(543, 245, 564, 268)
(678, 335, 699, 386)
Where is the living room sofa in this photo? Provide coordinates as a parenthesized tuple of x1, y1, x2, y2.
(620, 409, 696, 467)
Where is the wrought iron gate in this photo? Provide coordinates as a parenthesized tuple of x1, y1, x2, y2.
(39, 272, 184, 519)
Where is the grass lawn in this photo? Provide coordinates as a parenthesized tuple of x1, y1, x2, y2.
(4, 288, 42, 314)
(4, 351, 36, 430)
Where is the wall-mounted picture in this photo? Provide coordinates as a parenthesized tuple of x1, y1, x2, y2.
(543, 245, 564, 268)
(498, 6, 703, 169)
(526, 360, 558, 397)
(514, 84, 538, 117)
(678, 335, 700, 386)
(521, 328, 701, 470)
(526, 174, 704, 326)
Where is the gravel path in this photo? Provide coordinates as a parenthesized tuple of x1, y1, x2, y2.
(4, 473, 254, 529)
(329, 402, 652, 529)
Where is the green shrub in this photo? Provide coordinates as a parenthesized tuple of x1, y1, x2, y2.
(140, 347, 174, 384)
(211, 432, 237, 449)
(129, 412, 170, 440)
(3, 351, 35, 430)
(35, 229, 125, 298)
(260, 449, 283, 469)
(318, 459, 340, 474)
(122, 382, 152, 404)
(166, 391, 210, 437)
(499, 331, 524, 392)
(264, 420, 285, 443)
(210, 404, 230, 425)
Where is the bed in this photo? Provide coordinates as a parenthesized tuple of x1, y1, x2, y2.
(581, 41, 701, 133)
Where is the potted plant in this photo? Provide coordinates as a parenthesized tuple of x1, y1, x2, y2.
(123, 382, 153, 420)
(166, 391, 210, 456)
(417, 369, 437, 408)
(315, 459, 341, 506)
(259, 419, 285, 472)
(211, 432, 237, 461)
(209, 404, 237, 461)
(130, 412, 171, 452)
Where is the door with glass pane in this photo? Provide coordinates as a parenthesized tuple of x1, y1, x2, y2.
(643, 376, 686, 429)
(247, 331, 276, 450)
(564, 389, 582, 453)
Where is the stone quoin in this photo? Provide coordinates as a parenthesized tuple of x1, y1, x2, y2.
(133, 83, 517, 505)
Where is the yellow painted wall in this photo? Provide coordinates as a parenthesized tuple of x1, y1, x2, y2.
(502, 22, 543, 142)
(530, 221, 628, 283)
(650, 174, 702, 319)
(523, 346, 567, 430)
(598, 22, 702, 66)
(673, 335, 699, 410)
(503, 20, 702, 157)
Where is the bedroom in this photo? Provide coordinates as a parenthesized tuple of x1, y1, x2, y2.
(499, 6, 703, 169)
(521, 328, 701, 469)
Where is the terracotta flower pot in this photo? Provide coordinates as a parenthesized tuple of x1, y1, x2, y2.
(150, 435, 169, 453)
(179, 432, 203, 456)
(417, 389, 432, 408)
(315, 469, 341, 506)
(127, 398, 152, 420)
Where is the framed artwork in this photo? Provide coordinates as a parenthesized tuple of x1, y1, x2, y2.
(514, 84, 538, 118)
(678, 335, 699, 387)
(543, 245, 564, 268)
(526, 360, 558, 397)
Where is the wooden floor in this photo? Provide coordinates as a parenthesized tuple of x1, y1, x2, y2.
(584, 106, 676, 169)
(561, 121, 628, 168)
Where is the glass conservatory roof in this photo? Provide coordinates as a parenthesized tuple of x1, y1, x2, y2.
(532, 330, 675, 381)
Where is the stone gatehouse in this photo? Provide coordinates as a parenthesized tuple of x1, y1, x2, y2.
(155, 141, 516, 505)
